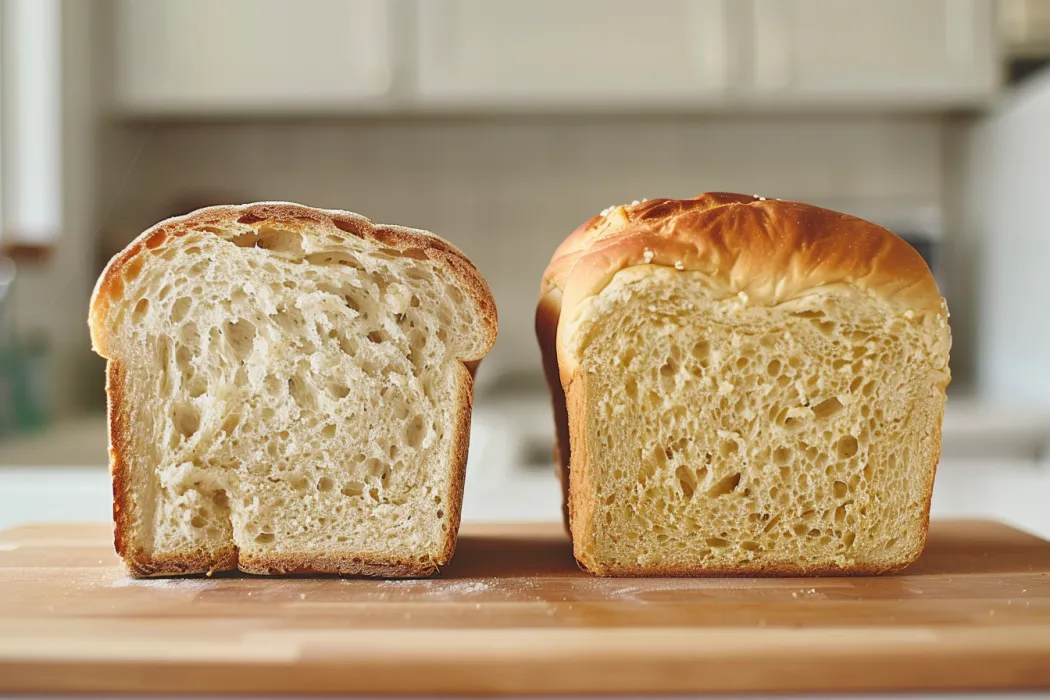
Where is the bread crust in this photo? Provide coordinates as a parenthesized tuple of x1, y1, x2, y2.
(537, 193, 948, 576)
(90, 202, 496, 578)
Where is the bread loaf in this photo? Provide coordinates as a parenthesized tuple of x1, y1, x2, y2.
(90, 203, 496, 577)
(537, 193, 950, 575)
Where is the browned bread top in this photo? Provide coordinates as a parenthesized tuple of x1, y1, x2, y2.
(90, 201, 497, 362)
(539, 193, 947, 384)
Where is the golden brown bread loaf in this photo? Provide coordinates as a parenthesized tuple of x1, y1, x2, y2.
(537, 193, 950, 576)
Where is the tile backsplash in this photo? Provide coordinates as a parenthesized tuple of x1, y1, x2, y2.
(102, 115, 946, 385)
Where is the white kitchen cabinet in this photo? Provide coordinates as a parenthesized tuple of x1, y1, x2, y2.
(415, 0, 733, 105)
(114, 0, 393, 113)
(750, 0, 999, 103)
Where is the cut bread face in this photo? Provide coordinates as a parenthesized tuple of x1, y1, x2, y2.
(565, 267, 945, 575)
(539, 194, 951, 576)
(90, 203, 496, 577)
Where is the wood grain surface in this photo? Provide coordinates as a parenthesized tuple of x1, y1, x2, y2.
(1, 520, 1049, 695)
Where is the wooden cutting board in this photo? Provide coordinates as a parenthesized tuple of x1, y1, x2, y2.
(2, 520, 1049, 695)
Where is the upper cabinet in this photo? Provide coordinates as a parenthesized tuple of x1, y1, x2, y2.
(414, 0, 733, 105)
(110, 0, 999, 115)
(114, 0, 393, 114)
(749, 0, 999, 102)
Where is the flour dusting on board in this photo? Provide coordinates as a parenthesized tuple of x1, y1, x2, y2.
(107, 576, 223, 591)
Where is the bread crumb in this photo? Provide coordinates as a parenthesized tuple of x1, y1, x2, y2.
(299, 593, 306, 600)
(643, 250, 654, 263)
(904, 310, 915, 320)
(737, 291, 749, 304)
(791, 592, 798, 599)
(674, 261, 684, 270)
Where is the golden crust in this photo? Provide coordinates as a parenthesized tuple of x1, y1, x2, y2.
(541, 193, 942, 384)
(91, 202, 495, 578)
(537, 193, 946, 576)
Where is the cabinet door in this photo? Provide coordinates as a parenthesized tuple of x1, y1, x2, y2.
(751, 0, 998, 102)
(115, 0, 393, 113)
(416, 0, 732, 105)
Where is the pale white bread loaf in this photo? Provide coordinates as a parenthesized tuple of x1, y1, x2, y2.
(90, 202, 496, 577)
(537, 193, 950, 576)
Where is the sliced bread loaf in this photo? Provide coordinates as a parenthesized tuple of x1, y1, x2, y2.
(537, 193, 950, 575)
(90, 203, 497, 577)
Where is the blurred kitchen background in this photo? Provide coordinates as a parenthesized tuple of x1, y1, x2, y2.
(1, 0, 1049, 534)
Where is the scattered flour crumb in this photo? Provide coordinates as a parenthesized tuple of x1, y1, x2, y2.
(107, 577, 220, 591)
(300, 593, 307, 600)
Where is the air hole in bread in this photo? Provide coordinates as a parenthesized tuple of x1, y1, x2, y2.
(317, 476, 334, 492)
(125, 256, 145, 282)
(288, 374, 316, 410)
(404, 415, 425, 449)
(812, 396, 844, 421)
(675, 465, 697, 499)
(187, 376, 208, 399)
(836, 435, 859, 459)
(690, 340, 711, 365)
(341, 482, 364, 497)
(708, 472, 741, 498)
(223, 320, 256, 359)
(305, 252, 365, 271)
(331, 218, 363, 237)
(171, 297, 192, 323)
(706, 537, 729, 548)
(250, 226, 304, 256)
(255, 532, 275, 544)
(718, 439, 738, 458)
(130, 298, 150, 324)
(172, 402, 200, 439)
(399, 247, 429, 261)
(342, 295, 361, 313)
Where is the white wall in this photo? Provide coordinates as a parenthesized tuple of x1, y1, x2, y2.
(951, 69, 1050, 403)
(9, 0, 109, 417)
(99, 115, 947, 387)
